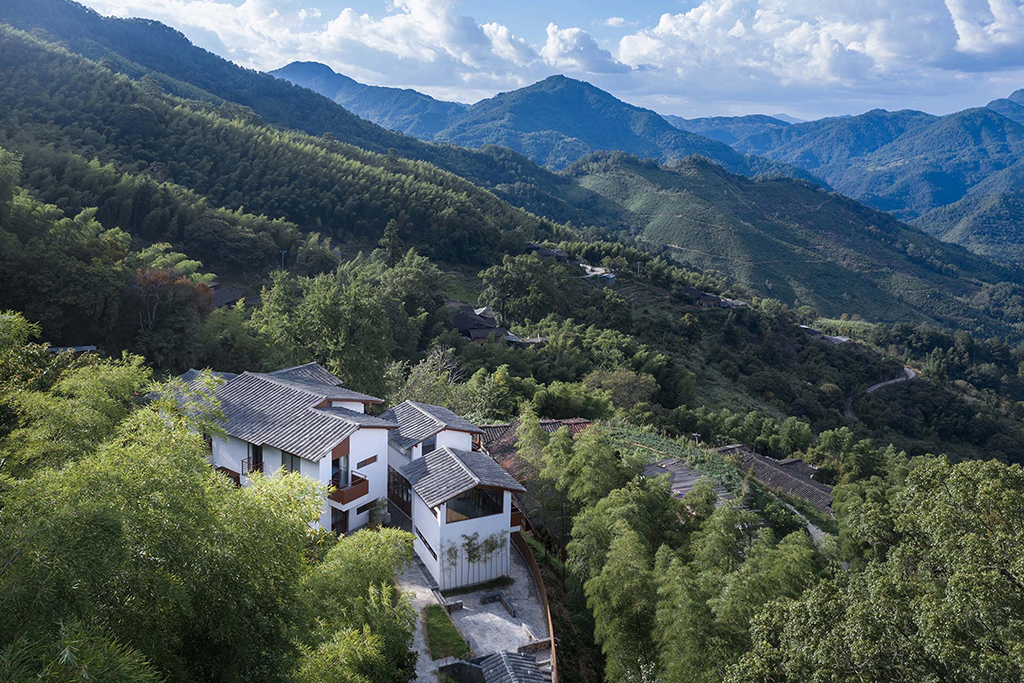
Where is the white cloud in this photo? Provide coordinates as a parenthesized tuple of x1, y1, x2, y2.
(541, 23, 628, 74)
(599, 16, 631, 28)
(78, 0, 1024, 116)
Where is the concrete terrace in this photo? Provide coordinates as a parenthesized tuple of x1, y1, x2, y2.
(390, 504, 551, 681)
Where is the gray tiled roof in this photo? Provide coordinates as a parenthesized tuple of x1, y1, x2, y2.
(217, 370, 396, 461)
(268, 364, 383, 403)
(478, 652, 546, 683)
(643, 458, 735, 505)
(380, 401, 484, 449)
(401, 447, 525, 508)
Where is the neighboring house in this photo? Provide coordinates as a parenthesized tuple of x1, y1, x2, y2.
(207, 362, 394, 533)
(47, 345, 97, 354)
(643, 458, 736, 506)
(680, 285, 722, 309)
(440, 651, 548, 683)
(402, 446, 526, 590)
(580, 264, 615, 285)
(716, 444, 833, 514)
(483, 417, 594, 470)
(524, 242, 570, 263)
(449, 302, 543, 348)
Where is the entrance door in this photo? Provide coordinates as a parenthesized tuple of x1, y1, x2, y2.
(331, 507, 349, 535)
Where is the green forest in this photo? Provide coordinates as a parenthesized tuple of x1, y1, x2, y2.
(3, 6, 1024, 683)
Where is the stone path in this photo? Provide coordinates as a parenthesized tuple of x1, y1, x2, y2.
(397, 561, 443, 682)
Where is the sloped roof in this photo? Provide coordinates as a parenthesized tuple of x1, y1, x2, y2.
(643, 458, 735, 505)
(268, 363, 383, 403)
(483, 418, 593, 468)
(717, 444, 833, 514)
(217, 370, 396, 461)
(478, 652, 546, 683)
(401, 447, 525, 508)
(380, 400, 484, 449)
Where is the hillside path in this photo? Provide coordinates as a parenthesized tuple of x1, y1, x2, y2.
(845, 366, 918, 420)
(866, 366, 918, 394)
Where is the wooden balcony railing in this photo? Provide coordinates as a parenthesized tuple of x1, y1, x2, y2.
(240, 456, 262, 476)
(329, 472, 369, 505)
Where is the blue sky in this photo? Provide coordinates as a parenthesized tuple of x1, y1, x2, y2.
(80, 0, 1024, 119)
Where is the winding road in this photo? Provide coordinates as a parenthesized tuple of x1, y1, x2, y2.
(865, 366, 919, 394)
(845, 366, 918, 420)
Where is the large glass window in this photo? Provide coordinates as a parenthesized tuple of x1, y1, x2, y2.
(446, 487, 502, 523)
(331, 454, 349, 488)
(421, 435, 437, 453)
(388, 466, 411, 517)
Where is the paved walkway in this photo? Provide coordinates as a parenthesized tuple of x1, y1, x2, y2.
(396, 561, 443, 682)
(448, 544, 550, 656)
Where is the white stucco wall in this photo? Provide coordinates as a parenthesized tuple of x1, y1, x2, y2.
(211, 435, 247, 472)
(411, 491, 442, 582)
(435, 429, 472, 451)
(431, 490, 513, 590)
(314, 427, 389, 532)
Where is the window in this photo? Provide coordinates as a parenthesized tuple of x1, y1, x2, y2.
(356, 502, 373, 515)
(388, 466, 412, 516)
(356, 455, 377, 468)
(246, 443, 263, 474)
(472, 433, 483, 451)
(446, 487, 503, 523)
(421, 435, 437, 453)
(415, 526, 437, 560)
(283, 452, 301, 474)
(331, 454, 349, 488)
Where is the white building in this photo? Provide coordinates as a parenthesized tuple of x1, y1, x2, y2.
(400, 446, 526, 590)
(379, 401, 525, 590)
(195, 365, 527, 589)
(207, 363, 394, 533)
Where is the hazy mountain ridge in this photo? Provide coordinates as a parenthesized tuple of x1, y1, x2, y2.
(274, 62, 818, 182)
(269, 61, 466, 138)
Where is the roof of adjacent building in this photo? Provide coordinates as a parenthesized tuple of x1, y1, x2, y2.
(483, 418, 594, 468)
(717, 444, 833, 514)
(380, 400, 484, 449)
(643, 458, 736, 505)
(401, 447, 525, 508)
(265, 363, 383, 403)
(214, 364, 395, 461)
(477, 652, 547, 683)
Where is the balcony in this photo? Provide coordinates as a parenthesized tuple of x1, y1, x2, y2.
(329, 472, 369, 505)
(240, 456, 262, 476)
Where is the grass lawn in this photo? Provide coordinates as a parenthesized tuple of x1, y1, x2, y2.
(423, 605, 471, 661)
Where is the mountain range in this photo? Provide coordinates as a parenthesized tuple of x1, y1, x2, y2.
(271, 62, 813, 180)
(4, 0, 1024, 333)
(275, 59, 1024, 264)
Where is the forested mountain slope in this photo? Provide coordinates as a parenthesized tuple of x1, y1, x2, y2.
(0, 0, 625, 228)
(269, 61, 466, 139)
(566, 153, 1024, 334)
(0, 27, 545, 263)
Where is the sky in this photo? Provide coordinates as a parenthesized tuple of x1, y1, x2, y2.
(78, 0, 1024, 119)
